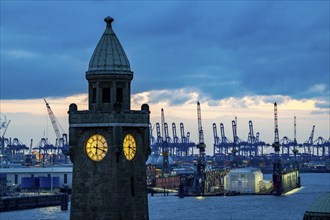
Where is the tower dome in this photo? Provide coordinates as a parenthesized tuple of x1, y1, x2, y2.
(86, 17, 133, 112)
(87, 16, 132, 74)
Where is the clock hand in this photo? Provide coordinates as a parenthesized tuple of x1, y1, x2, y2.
(93, 145, 107, 153)
(128, 145, 136, 152)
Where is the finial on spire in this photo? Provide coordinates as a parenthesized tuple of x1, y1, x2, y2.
(104, 16, 114, 28)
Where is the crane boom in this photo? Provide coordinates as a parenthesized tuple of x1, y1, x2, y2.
(44, 99, 64, 140)
(1, 120, 11, 138)
(308, 125, 315, 144)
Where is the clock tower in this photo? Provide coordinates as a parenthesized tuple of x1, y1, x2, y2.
(68, 16, 150, 219)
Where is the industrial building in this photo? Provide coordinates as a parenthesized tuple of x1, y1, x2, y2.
(0, 167, 72, 192)
(224, 167, 272, 194)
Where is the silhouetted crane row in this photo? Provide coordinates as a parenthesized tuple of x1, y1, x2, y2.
(149, 122, 196, 162)
(213, 119, 269, 161)
(6, 138, 28, 154)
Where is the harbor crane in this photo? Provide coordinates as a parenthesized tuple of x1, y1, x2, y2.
(213, 123, 221, 157)
(160, 108, 169, 176)
(303, 125, 315, 160)
(231, 120, 239, 164)
(172, 123, 181, 158)
(193, 101, 206, 195)
(272, 102, 282, 195)
(292, 117, 299, 163)
(44, 99, 69, 160)
(179, 123, 195, 159)
(0, 117, 11, 155)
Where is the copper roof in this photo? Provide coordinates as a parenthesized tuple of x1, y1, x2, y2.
(87, 16, 131, 74)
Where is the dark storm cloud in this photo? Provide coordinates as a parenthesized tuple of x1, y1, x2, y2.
(1, 1, 329, 102)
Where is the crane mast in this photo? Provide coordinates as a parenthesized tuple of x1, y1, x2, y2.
(160, 108, 169, 176)
(231, 120, 238, 164)
(272, 102, 282, 195)
(161, 108, 165, 140)
(292, 116, 299, 167)
(197, 102, 204, 145)
(193, 101, 206, 195)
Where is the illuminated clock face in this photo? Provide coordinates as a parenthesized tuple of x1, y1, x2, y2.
(85, 134, 108, 161)
(123, 134, 136, 161)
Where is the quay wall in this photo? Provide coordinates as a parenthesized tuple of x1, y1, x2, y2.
(0, 193, 67, 212)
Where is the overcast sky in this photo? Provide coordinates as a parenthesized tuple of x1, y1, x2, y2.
(1, 1, 329, 154)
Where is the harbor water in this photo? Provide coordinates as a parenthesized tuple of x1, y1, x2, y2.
(1, 173, 329, 220)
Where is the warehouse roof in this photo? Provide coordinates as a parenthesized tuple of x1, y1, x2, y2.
(304, 192, 330, 219)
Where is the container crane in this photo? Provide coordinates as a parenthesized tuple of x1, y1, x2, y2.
(151, 122, 163, 158)
(303, 125, 315, 160)
(220, 123, 232, 157)
(164, 123, 173, 155)
(0, 119, 11, 155)
(212, 123, 221, 158)
(247, 121, 258, 156)
(180, 123, 194, 159)
(172, 123, 181, 158)
(272, 102, 282, 195)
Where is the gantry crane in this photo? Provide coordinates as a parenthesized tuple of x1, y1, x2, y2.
(0, 118, 11, 155)
(247, 120, 258, 157)
(180, 123, 195, 160)
(172, 123, 180, 158)
(213, 123, 221, 157)
(303, 125, 315, 160)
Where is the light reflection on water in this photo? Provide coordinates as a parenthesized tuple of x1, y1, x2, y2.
(1, 173, 329, 220)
